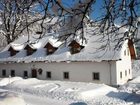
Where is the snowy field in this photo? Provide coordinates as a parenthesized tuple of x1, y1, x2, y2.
(0, 76, 139, 105)
(0, 60, 139, 105)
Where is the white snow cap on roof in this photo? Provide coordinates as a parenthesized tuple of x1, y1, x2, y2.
(0, 26, 130, 63)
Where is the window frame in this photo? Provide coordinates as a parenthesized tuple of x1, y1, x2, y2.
(124, 50, 126, 56)
(125, 70, 127, 76)
(2, 69, 6, 77)
(46, 71, 51, 79)
(23, 71, 28, 78)
(127, 48, 129, 56)
(93, 72, 100, 80)
(63, 72, 69, 79)
(120, 72, 122, 79)
(11, 70, 15, 77)
(129, 69, 131, 74)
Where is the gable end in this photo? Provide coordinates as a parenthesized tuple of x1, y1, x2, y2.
(128, 39, 136, 59)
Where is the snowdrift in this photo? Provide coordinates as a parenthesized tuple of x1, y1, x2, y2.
(0, 90, 26, 105)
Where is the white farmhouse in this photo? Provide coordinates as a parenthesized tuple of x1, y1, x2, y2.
(0, 27, 137, 86)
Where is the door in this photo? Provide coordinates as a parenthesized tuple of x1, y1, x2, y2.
(32, 69, 37, 78)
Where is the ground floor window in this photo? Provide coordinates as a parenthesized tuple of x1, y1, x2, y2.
(24, 71, 28, 78)
(46, 71, 51, 79)
(63, 72, 69, 79)
(2, 69, 6, 77)
(11, 70, 15, 77)
(93, 72, 100, 80)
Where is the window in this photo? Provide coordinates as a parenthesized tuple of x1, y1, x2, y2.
(24, 71, 28, 78)
(129, 69, 131, 74)
(125, 70, 127, 76)
(124, 50, 126, 56)
(93, 72, 100, 80)
(71, 47, 81, 54)
(120, 72, 122, 79)
(48, 49, 54, 55)
(46, 71, 51, 79)
(63, 72, 69, 79)
(48, 49, 53, 52)
(127, 48, 129, 56)
(2, 69, 6, 77)
(11, 70, 15, 77)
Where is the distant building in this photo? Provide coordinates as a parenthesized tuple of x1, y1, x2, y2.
(0, 27, 137, 86)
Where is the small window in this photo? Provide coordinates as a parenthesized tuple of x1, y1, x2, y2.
(125, 70, 127, 76)
(129, 69, 131, 74)
(124, 50, 126, 56)
(63, 72, 69, 79)
(93, 72, 100, 80)
(127, 48, 129, 56)
(120, 72, 122, 79)
(24, 71, 28, 78)
(46, 71, 51, 79)
(11, 70, 15, 77)
(71, 47, 81, 54)
(48, 49, 53, 52)
(2, 69, 6, 77)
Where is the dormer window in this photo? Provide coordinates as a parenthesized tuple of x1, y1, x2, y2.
(36, 31, 42, 34)
(48, 49, 53, 52)
(68, 40, 84, 54)
(8, 46, 19, 56)
(44, 42, 57, 55)
(24, 44, 36, 56)
(77, 47, 81, 51)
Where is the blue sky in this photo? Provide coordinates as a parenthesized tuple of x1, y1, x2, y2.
(61, 0, 103, 20)
(61, 0, 140, 21)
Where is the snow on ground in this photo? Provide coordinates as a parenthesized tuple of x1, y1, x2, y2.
(0, 78, 117, 101)
(119, 76, 140, 94)
(0, 77, 139, 105)
(0, 89, 26, 105)
(0, 77, 22, 86)
(0, 59, 140, 105)
(132, 60, 140, 77)
(118, 76, 140, 104)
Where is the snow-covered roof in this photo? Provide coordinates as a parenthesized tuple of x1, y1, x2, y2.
(0, 26, 133, 63)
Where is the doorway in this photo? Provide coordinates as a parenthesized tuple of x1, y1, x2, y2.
(32, 69, 37, 78)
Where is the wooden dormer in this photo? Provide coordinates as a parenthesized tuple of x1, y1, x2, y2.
(8, 46, 19, 56)
(24, 44, 36, 56)
(44, 42, 57, 55)
(68, 40, 84, 54)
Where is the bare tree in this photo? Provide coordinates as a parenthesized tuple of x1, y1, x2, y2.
(0, 0, 139, 46)
(0, 0, 37, 44)
(39, 0, 140, 44)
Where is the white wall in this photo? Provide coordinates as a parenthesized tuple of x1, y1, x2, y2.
(0, 51, 132, 86)
(116, 45, 132, 85)
(109, 61, 117, 86)
(0, 61, 114, 85)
